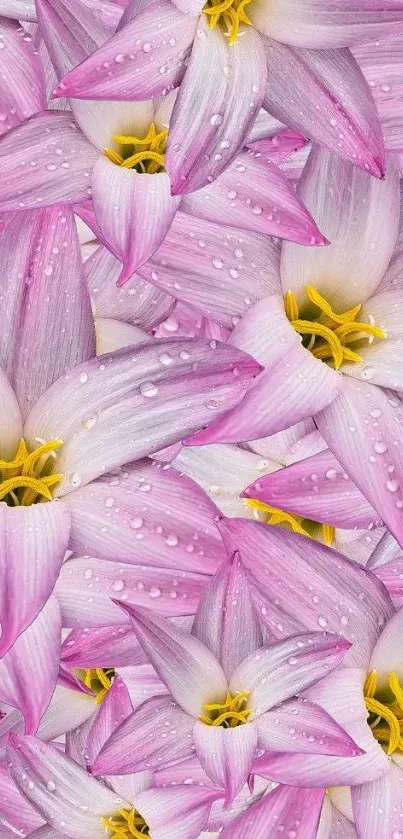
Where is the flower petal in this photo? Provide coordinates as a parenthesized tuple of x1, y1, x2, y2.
(24, 338, 261, 495)
(135, 785, 221, 839)
(7, 735, 124, 839)
(61, 626, 147, 669)
(0, 18, 45, 135)
(92, 159, 180, 281)
(66, 459, 224, 574)
(243, 447, 381, 529)
(54, 0, 196, 101)
(352, 760, 403, 839)
(0, 0, 35, 21)
(0, 598, 60, 735)
(368, 607, 403, 689)
(193, 720, 258, 804)
(257, 696, 362, 756)
(92, 696, 194, 776)
(230, 632, 351, 715)
(0, 761, 45, 834)
(85, 675, 133, 765)
(281, 148, 400, 309)
(166, 21, 268, 195)
(192, 553, 263, 679)
(220, 784, 325, 839)
(315, 378, 403, 549)
(217, 517, 394, 667)
(0, 502, 70, 656)
(181, 147, 326, 244)
(0, 112, 97, 211)
(117, 603, 228, 716)
(0, 367, 22, 459)
(263, 42, 384, 177)
(37, 683, 96, 742)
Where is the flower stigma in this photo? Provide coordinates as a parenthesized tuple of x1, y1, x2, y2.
(0, 438, 63, 506)
(104, 123, 168, 173)
(245, 498, 336, 547)
(102, 808, 150, 838)
(76, 668, 115, 705)
(364, 670, 403, 754)
(203, 0, 252, 45)
(199, 690, 251, 727)
(285, 285, 385, 370)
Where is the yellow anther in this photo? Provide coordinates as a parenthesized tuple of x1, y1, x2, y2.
(284, 289, 299, 321)
(105, 148, 124, 166)
(364, 670, 378, 699)
(0, 438, 62, 506)
(364, 670, 403, 755)
(105, 123, 167, 174)
(0, 475, 53, 503)
(203, 0, 252, 44)
(365, 697, 401, 754)
(291, 319, 344, 369)
(21, 440, 63, 477)
(306, 285, 362, 325)
(102, 808, 149, 839)
(0, 438, 29, 471)
(201, 690, 251, 728)
(389, 672, 403, 713)
(76, 668, 115, 704)
(120, 150, 165, 170)
(335, 322, 386, 341)
(322, 524, 336, 547)
(244, 498, 312, 537)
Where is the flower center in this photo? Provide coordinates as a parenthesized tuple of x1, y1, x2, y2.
(0, 438, 63, 506)
(199, 690, 251, 727)
(76, 668, 115, 705)
(285, 285, 385, 371)
(104, 123, 168, 173)
(364, 670, 403, 754)
(245, 498, 336, 547)
(203, 0, 252, 45)
(102, 808, 150, 838)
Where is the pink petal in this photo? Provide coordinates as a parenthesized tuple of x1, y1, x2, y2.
(352, 761, 403, 839)
(37, 683, 96, 742)
(193, 720, 258, 804)
(138, 210, 279, 327)
(0, 367, 22, 459)
(315, 378, 403, 549)
(257, 696, 362, 756)
(166, 21, 267, 195)
(0, 18, 45, 136)
(0, 762, 45, 833)
(192, 553, 263, 679)
(24, 338, 261, 495)
(2, 208, 95, 420)
(220, 784, 325, 839)
(66, 460, 225, 574)
(85, 675, 133, 765)
(250, 0, 403, 48)
(0, 599, 60, 735)
(0, 502, 70, 656)
(372, 558, 403, 609)
(56, 555, 209, 625)
(281, 148, 400, 309)
(181, 147, 326, 244)
(254, 668, 389, 787)
(116, 663, 169, 711)
(92, 159, 180, 281)
(0, 112, 97, 211)
(61, 626, 147, 669)
(135, 785, 222, 839)
(230, 632, 351, 714)
(118, 604, 228, 716)
(263, 42, 385, 176)
(368, 608, 403, 689)
(243, 447, 381, 529)
(7, 735, 125, 839)
(0, 0, 35, 21)
(92, 696, 194, 776)
(85, 245, 174, 331)
(54, 0, 196, 101)
(218, 517, 394, 668)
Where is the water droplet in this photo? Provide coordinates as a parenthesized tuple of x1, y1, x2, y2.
(210, 113, 223, 126)
(112, 579, 125, 592)
(79, 372, 88, 384)
(317, 615, 328, 628)
(130, 517, 143, 530)
(149, 586, 162, 598)
(140, 381, 158, 397)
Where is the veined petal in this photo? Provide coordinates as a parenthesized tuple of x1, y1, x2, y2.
(0, 18, 45, 135)
(138, 210, 278, 327)
(7, 735, 125, 839)
(0, 0, 35, 21)
(55, 555, 209, 625)
(192, 553, 263, 679)
(315, 378, 403, 549)
(281, 148, 400, 309)
(217, 517, 394, 668)
(220, 784, 325, 839)
(37, 683, 96, 742)
(257, 696, 362, 756)
(66, 460, 225, 574)
(116, 663, 169, 710)
(0, 762, 45, 833)
(85, 675, 133, 765)
(250, 0, 403, 48)
(24, 338, 261, 495)
(193, 721, 258, 805)
(230, 632, 351, 715)
(352, 761, 403, 839)
(54, 0, 196, 101)
(180, 147, 326, 245)
(61, 626, 147, 669)
(0, 112, 98, 211)
(368, 608, 403, 689)
(166, 21, 267, 195)
(263, 42, 385, 177)
(0, 598, 60, 735)
(135, 785, 222, 839)
(92, 159, 179, 282)
(117, 603, 228, 716)
(0, 367, 22, 459)
(372, 559, 403, 609)
(243, 447, 381, 529)
(317, 796, 357, 839)
(0, 502, 70, 656)
(92, 696, 194, 776)
(86, 245, 174, 331)
(95, 318, 149, 354)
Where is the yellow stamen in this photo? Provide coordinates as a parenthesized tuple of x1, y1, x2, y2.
(105, 123, 168, 174)
(322, 524, 336, 547)
(0, 439, 62, 506)
(203, 0, 252, 45)
(76, 668, 115, 704)
(285, 286, 385, 370)
(102, 808, 149, 839)
(364, 670, 403, 755)
(201, 690, 251, 727)
(245, 498, 336, 546)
